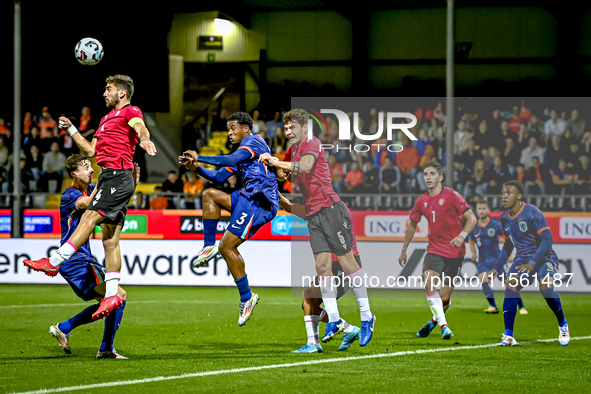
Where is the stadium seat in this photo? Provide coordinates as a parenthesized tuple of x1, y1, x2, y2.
(45, 194, 61, 209)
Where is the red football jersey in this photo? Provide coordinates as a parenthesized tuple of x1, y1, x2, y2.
(409, 187, 471, 258)
(285, 137, 340, 217)
(95, 105, 144, 170)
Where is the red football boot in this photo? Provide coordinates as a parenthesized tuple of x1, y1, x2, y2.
(23, 257, 59, 277)
(92, 295, 124, 320)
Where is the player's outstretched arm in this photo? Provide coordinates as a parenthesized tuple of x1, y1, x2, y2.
(278, 192, 306, 219)
(259, 152, 316, 174)
(197, 149, 252, 167)
(59, 117, 96, 157)
(134, 123, 157, 156)
(451, 209, 477, 248)
(399, 220, 418, 267)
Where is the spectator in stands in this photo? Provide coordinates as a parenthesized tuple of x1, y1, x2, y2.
(472, 119, 491, 152)
(465, 159, 489, 196)
(79, 106, 97, 140)
(149, 186, 169, 210)
(515, 164, 526, 183)
(566, 109, 586, 141)
(0, 135, 8, 175)
(519, 136, 545, 169)
(551, 159, 574, 194)
(25, 145, 43, 187)
(565, 142, 581, 169)
(415, 128, 431, 157)
(459, 140, 482, 172)
(362, 161, 380, 193)
(259, 130, 271, 149)
(453, 159, 471, 195)
(328, 154, 344, 193)
(1, 151, 29, 193)
(0, 118, 9, 135)
(528, 114, 545, 142)
(524, 157, 547, 195)
(345, 161, 364, 192)
(162, 170, 184, 193)
(273, 145, 287, 161)
(251, 109, 266, 135)
(489, 108, 502, 136)
(509, 106, 524, 134)
(454, 117, 473, 153)
(396, 135, 419, 192)
(545, 135, 567, 170)
(573, 155, 591, 194)
(274, 127, 288, 151)
(419, 144, 435, 169)
(183, 171, 204, 209)
(332, 139, 354, 164)
(211, 109, 229, 132)
(381, 156, 401, 193)
(488, 156, 509, 194)
(265, 111, 282, 144)
(40, 141, 66, 193)
(544, 109, 566, 140)
(516, 122, 533, 151)
(502, 137, 520, 175)
(38, 108, 57, 139)
(23, 111, 33, 135)
(24, 126, 43, 154)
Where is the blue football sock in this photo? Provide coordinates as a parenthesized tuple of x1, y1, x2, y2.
(482, 282, 497, 308)
(517, 295, 525, 309)
(503, 289, 519, 337)
(203, 219, 218, 247)
(58, 304, 100, 335)
(235, 274, 253, 303)
(541, 288, 567, 326)
(99, 300, 126, 352)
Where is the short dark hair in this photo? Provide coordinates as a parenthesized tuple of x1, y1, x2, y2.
(477, 200, 490, 208)
(105, 74, 134, 99)
(504, 180, 524, 196)
(424, 161, 443, 176)
(227, 111, 253, 131)
(65, 154, 90, 174)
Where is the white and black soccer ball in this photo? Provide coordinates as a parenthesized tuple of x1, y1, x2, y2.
(74, 37, 104, 66)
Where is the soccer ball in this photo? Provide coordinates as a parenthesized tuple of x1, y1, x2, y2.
(74, 37, 104, 66)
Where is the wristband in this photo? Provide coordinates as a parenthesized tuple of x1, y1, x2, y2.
(67, 125, 79, 136)
(459, 231, 468, 239)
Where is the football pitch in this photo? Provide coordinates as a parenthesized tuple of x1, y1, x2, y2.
(1, 285, 590, 393)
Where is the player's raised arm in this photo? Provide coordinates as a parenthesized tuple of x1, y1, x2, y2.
(259, 152, 316, 175)
(59, 117, 97, 158)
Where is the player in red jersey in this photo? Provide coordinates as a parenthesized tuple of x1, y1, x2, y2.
(24, 75, 157, 320)
(278, 192, 362, 353)
(259, 109, 375, 347)
(398, 161, 476, 339)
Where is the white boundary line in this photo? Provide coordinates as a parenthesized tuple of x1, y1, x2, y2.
(10, 335, 591, 394)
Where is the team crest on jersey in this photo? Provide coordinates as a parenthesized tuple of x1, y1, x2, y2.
(424, 202, 427, 207)
(487, 228, 495, 237)
(519, 221, 528, 232)
(439, 198, 444, 205)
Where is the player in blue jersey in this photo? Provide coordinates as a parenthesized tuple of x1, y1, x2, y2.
(48, 154, 139, 358)
(469, 201, 526, 314)
(179, 111, 278, 326)
(487, 180, 569, 346)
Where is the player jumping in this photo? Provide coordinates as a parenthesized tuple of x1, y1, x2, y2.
(469, 200, 527, 314)
(179, 111, 278, 327)
(278, 192, 361, 353)
(48, 154, 138, 359)
(24, 75, 157, 321)
(486, 180, 569, 346)
(259, 109, 375, 347)
(399, 161, 477, 339)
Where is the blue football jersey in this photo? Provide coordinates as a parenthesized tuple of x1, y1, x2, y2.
(60, 185, 95, 261)
(500, 203, 558, 266)
(229, 135, 279, 207)
(468, 218, 503, 263)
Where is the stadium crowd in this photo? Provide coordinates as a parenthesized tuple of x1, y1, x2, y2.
(1, 101, 590, 210)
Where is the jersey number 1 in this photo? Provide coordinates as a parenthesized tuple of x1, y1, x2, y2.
(431, 211, 435, 222)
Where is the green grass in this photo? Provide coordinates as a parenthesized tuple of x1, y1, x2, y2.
(1, 285, 590, 393)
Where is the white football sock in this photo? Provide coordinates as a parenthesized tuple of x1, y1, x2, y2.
(349, 268, 372, 321)
(304, 315, 321, 345)
(319, 276, 340, 322)
(427, 291, 447, 327)
(49, 241, 77, 267)
(104, 271, 121, 298)
(342, 319, 354, 333)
